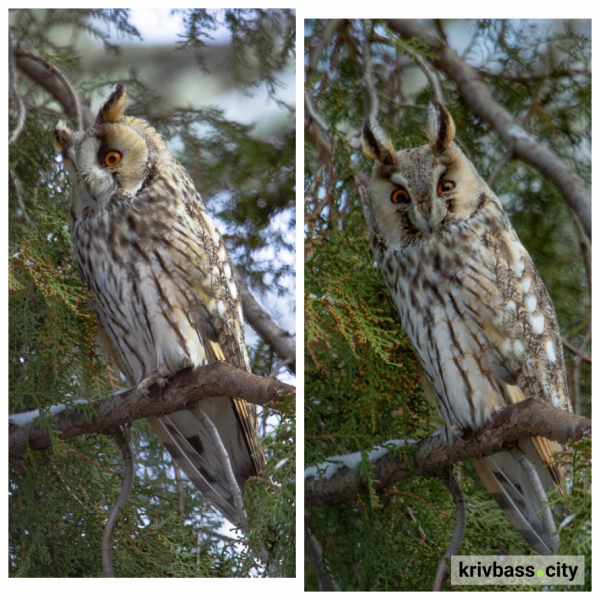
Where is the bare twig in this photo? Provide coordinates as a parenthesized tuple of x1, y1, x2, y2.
(174, 463, 185, 516)
(15, 48, 86, 130)
(305, 518, 341, 591)
(304, 90, 331, 138)
(102, 426, 134, 578)
(9, 361, 295, 456)
(307, 19, 342, 75)
(305, 396, 590, 506)
(412, 52, 444, 106)
(9, 37, 27, 145)
(487, 150, 514, 188)
(433, 468, 466, 591)
(361, 20, 379, 120)
(562, 336, 591, 365)
(235, 275, 296, 374)
(571, 323, 592, 416)
(9, 167, 36, 229)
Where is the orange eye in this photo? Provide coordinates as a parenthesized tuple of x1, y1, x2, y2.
(437, 180, 455, 194)
(104, 151, 122, 167)
(390, 187, 410, 204)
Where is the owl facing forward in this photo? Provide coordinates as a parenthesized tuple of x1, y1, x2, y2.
(362, 103, 572, 554)
(53, 84, 264, 525)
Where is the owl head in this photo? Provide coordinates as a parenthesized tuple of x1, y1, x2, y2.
(53, 85, 170, 216)
(362, 103, 489, 249)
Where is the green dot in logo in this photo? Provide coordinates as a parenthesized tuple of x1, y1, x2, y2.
(537, 570, 544, 577)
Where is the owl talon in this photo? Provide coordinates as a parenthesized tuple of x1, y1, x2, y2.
(135, 368, 170, 399)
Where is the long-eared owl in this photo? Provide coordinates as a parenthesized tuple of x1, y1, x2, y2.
(362, 102, 572, 554)
(53, 84, 264, 525)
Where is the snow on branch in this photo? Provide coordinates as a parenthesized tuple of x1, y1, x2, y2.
(9, 362, 295, 456)
(305, 396, 590, 506)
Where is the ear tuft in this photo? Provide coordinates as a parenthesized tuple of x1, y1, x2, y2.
(53, 120, 72, 152)
(95, 84, 128, 125)
(362, 118, 397, 165)
(427, 101, 455, 153)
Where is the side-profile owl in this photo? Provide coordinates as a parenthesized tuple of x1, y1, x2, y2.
(362, 102, 572, 554)
(53, 84, 264, 526)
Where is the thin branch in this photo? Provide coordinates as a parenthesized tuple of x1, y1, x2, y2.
(385, 19, 591, 239)
(102, 426, 134, 578)
(361, 20, 379, 120)
(9, 167, 36, 229)
(235, 274, 296, 374)
(9, 37, 27, 145)
(305, 396, 590, 506)
(304, 90, 331, 138)
(305, 518, 341, 591)
(174, 463, 185, 516)
(562, 336, 591, 365)
(9, 362, 295, 456)
(487, 150, 513, 188)
(15, 47, 87, 130)
(412, 52, 444, 105)
(433, 468, 466, 591)
(307, 19, 342, 75)
(571, 323, 592, 416)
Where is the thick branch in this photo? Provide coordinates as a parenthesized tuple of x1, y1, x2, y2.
(385, 19, 591, 239)
(9, 362, 295, 456)
(305, 397, 590, 506)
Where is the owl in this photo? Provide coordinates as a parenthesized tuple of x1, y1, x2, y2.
(53, 84, 264, 526)
(362, 102, 572, 554)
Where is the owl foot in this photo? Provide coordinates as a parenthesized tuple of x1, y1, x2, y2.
(135, 367, 170, 400)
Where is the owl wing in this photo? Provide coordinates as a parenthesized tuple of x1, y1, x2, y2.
(468, 226, 571, 553)
(148, 193, 264, 524)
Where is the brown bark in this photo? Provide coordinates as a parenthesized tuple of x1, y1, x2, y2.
(305, 396, 590, 506)
(9, 362, 295, 456)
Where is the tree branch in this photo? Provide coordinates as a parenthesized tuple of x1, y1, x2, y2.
(235, 275, 296, 374)
(102, 426, 134, 578)
(14, 46, 92, 129)
(385, 19, 591, 239)
(305, 397, 590, 506)
(9, 362, 295, 456)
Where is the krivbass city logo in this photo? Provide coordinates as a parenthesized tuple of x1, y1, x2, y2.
(451, 556, 584, 586)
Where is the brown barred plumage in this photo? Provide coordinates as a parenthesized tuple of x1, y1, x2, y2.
(362, 103, 572, 554)
(54, 84, 263, 525)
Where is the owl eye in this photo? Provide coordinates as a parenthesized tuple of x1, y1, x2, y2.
(104, 151, 122, 167)
(390, 187, 410, 204)
(437, 180, 455, 195)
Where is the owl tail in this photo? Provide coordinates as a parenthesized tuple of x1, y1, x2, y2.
(147, 396, 258, 526)
(472, 437, 565, 554)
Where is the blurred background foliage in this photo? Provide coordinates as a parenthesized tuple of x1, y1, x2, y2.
(304, 18, 590, 591)
(9, 8, 295, 577)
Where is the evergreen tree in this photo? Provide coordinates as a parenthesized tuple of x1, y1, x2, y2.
(9, 9, 295, 578)
(304, 18, 590, 591)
